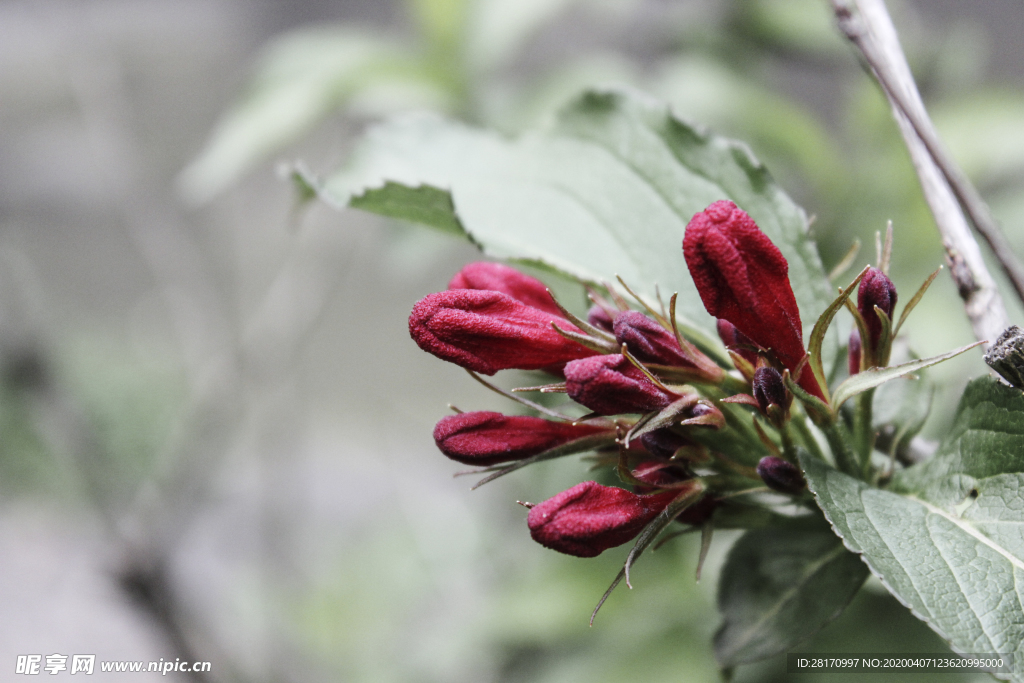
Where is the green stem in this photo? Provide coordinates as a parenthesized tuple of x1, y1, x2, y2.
(855, 388, 876, 477)
(823, 421, 859, 478)
(790, 413, 828, 463)
(779, 422, 797, 463)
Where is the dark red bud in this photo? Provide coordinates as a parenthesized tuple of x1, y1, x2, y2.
(433, 412, 610, 466)
(409, 289, 597, 375)
(613, 311, 688, 366)
(587, 304, 615, 333)
(631, 460, 691, 488)
(752, 367, 786, 414)
(564, 354, 678, 415)
(684, 201, 824, 401)
(527, 481, 680, 557)
(448, 261, 561, 316)
(640, 428, 693, 459)
(716, 319, 758, 366)
(857, 267, 898, 350)
(675, 495, 718, 526)
(848, 329, 862, 376)
(756, 456, 806, 494)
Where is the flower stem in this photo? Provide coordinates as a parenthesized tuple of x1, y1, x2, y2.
(855, 387, 875, 476)
(790, 413, 828, 463)
(823, 421, 859, 478)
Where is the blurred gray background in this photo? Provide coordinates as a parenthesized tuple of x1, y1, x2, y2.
(1, 1, 1022, 681)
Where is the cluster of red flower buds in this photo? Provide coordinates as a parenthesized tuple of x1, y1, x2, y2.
(408, 200, 861, 566)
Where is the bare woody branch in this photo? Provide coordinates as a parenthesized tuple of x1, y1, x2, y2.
(832, 0, 1012, 346)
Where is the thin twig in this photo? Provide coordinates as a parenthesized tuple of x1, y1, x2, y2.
(832, 0, 1011, 346)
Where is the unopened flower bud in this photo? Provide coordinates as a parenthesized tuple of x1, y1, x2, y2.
(564, 354, 677, 415)
(848, 329, 862, 376)
(587, 304, 615, 333)
(527, 481, 681, 557)
(448, 261, 561, 315)
(675, 495, 718, 526)
(984, 325, 1024, 390)
(858, 267, 897, 351)
(613, 311, 688, 366)
(684, 200, 824, 401)
(716, 319, 758, 366)
(756, 456, 805, 494)
(752, 367, 786, 414)
(409, 290, 596, 375)
(631, 460, 691, 488)
(640, 428, 693, 459)
(433, 411, 610, 466)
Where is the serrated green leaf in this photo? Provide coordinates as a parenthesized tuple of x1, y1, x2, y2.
(713, 525, 868, 667)
(351, 182, 467, 237)
(802, 451, 1024, 681)
(314, 87, 836, 355)
(829, 342, 982, 410)
(894, 375, 1024, 505)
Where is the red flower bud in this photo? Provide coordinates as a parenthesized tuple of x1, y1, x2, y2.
(848, 329, 862, 376)
(448, 261, 562, 316)
(752, 366, 786, 414)
(587, 304, 615, 333)
(716, 319, 758, 366)
(756, 456, 806, 494)
(564, 354, 677, 415)
(409, 289, 597, 375)
(683, 201, 824, 401)
(613, 311, 688, 366)
(433, 411, 610, 466)
(527, 481, 680, 557)
(857, 267, 897, 351)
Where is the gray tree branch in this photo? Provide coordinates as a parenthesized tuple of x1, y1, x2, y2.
(832, 0, 1012, 346)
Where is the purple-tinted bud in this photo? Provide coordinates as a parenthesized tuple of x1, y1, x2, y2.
(716, 318, 759, 366)
(433, 411, 610, 466)
(527, 481, 683, 557)
(448, 261, 562, 316)
(848, 329, 862, 376)
(752, 367, 786, 414)
(587, 304, 615, 333)
(756, 456, 806, 494)
(857, 267, 897, 350)
(614, 311, 688, 366)
(640, 428, 693, 459)
(564, 354, 678, 415)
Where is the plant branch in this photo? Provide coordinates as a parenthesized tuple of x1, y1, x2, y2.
(832, 0, 1012, 346)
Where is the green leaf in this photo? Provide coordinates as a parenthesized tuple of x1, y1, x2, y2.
(893, 375, 1024, 504)
(713, 525, 868, 667)
(350, 182, 467, 237)
(312, 87, 836, 353)
(802, 450, 1024, 680)
(178, 28, 447, 204)
(829, 342, 983, 410)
